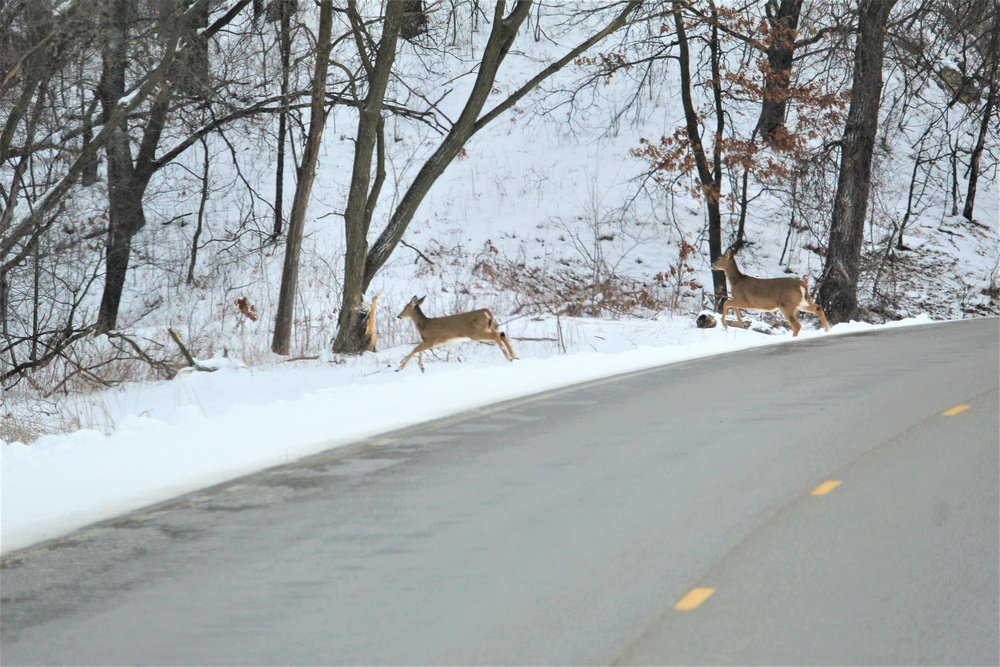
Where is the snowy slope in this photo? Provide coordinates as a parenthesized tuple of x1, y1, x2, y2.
(2, 4, 997, 554)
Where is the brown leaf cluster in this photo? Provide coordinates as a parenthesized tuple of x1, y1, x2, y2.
(234, 295, 259, 322)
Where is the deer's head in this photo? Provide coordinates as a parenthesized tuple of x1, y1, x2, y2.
(398, 295, 425, 320)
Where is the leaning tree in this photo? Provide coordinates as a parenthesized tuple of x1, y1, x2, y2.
(313, 1, 646, 353)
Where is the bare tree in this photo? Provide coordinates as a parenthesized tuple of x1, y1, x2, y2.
(2, 0, 290, 387)
(820, 0, 899, 323)
(963, 1, 999, 221)
(330, 0, 643, 353)
(756, 0, 805, 143)
(94, 0, 261, 331)
(271, 0, 296, 237)
(272, 0, 343, 355)
(672, 0, 729, 307)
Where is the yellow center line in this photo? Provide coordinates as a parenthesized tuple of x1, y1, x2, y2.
(811, 480, 842, 496)
(941, 404, 971, 416)
(674, 587, 715, 611)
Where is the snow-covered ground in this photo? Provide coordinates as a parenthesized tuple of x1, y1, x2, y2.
(1, 314, 934, 555)
(2, 3, 996, 558)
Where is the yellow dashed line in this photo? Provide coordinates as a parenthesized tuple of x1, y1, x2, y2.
(675, 587, 715, 611)
(941, 404, 971, 416)
(811, 480, 842, 496)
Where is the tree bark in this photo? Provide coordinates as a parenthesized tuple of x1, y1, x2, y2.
(96, 0, 141, 332)
(96, 0, 223, 331)
(962, 6, 998, 222)
(819, 0, 897, 324)
(673, 0, 727, 308)
(756, 0, 804, 144)
(273, 0, 292, 237)
(329, 0, 407, 355)
(271, 0, 334, 355)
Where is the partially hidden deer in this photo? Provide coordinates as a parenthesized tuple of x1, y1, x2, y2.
(711, 250, 830, 337)
(396, 296, 517, 372)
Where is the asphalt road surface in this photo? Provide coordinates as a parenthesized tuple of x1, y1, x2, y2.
(2, 318, 997, 666)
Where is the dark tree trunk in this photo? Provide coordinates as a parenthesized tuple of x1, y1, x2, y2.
(334, 304, 376, 354)
(963, 8, 998, 222)
(672, 0, 727, 307)
(400, 0, 428, 41)
(273, 0, 292, 237)
(80, 96, 100, 186)
(96, 0, 139, 332)
(756, 0, 804, 145)
(329, 0, 407, 355)
(172, 0, 210, 99)
(963, 82, 995, 221)
(271, 0, 334, 355)
(96, 0, 185, 331)
(819, 0, 897, 324)
(187, 137, 210, 284)
(98, 208, 141, 331)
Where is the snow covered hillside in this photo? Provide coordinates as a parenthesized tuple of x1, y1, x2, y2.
(1, 2, 997, 552)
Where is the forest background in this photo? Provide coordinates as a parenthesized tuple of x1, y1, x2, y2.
(2, 0, 998, 444)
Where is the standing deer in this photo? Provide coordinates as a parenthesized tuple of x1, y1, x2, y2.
(711, 251, 830, 336)
(396, 296, 517, 372)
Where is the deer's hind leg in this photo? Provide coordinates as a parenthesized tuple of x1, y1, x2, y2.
(499, 331, 517, 360)
(473, 331, 515, 361)
(779, 306, 803, 336)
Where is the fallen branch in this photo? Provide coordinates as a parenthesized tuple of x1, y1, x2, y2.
(107, 331, 177, 380)
(168, 327, 216, 372)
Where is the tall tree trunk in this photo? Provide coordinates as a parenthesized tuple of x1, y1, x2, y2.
(273, 1, 292, 237)
(271, 0, 334, 355)
(97, 74, 171, 330)
(96, 0, 140, 332)
(96, 0, 202, 331)
(963, 7, 998, 222)
(819, 0, 897, 324)
(98, 202, 142, 331)
(330, 0, 407, 355)
(187, 137, 210, 284)
(756, 0, 804, 145)
(673, 0, 727, 308)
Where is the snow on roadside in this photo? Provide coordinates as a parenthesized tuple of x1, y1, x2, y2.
(1, 315, 934, 555)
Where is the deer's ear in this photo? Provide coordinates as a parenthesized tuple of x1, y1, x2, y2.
(417, 296, 426, 305)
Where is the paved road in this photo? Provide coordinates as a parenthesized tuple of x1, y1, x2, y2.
(2, 318, 997, 666)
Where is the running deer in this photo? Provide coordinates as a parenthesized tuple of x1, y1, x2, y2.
(396, 296, 517, 372)
(711, 251, 830, 336)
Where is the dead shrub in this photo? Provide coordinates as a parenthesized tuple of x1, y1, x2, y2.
(473, 255, 674, 319)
